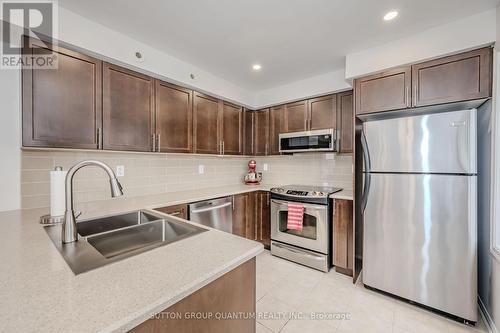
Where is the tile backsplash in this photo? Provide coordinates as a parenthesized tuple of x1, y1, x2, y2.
(21, 150, 352, 209)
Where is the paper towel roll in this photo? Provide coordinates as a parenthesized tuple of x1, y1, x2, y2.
(50, 167, 67, 217)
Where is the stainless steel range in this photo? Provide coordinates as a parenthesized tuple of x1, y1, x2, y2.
(270, 185, 342, 272)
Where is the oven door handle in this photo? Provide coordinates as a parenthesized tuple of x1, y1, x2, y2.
(272, 242, 325, 261)
(271, 199, 326, 211)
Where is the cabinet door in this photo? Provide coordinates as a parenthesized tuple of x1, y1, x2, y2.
(103, 63, 154, 151)
(254, 109, 269, 156)
(333, 199, 353, 275)
(221, 102, 243, 155)
(412, 48, 492, 107)
(232, 193, 255, 238)
(355, 67, 411, 115)
(337, 91, 354, 154)
(155, 80, 193, 153)
(269, 106, 283, 155)
(308, 94, 337, 130)
(243, 110, 254, 155)
(155, 204, 188, 220)
(284, 100, 308, 132)
(193, 93, 221, 154)
(256, 191, 271, 248)
(22, 39, 102, 149)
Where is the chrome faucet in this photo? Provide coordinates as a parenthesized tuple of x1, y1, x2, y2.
(62, 160, 123, 243)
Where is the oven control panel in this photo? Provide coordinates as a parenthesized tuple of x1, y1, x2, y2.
(270, 187, 329, 198)
(286, 190, 308, 196)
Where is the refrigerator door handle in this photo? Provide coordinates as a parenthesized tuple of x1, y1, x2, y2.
(361, 130, 371, 212)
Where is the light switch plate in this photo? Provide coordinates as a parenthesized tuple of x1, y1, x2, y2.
(263, 163, 269, 171)
(198, 165, 204, 174)
(325, 153, 335, 160)
(116, 165, 125, 177)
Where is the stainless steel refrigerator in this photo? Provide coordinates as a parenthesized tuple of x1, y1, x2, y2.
(361, 109, 477, 322)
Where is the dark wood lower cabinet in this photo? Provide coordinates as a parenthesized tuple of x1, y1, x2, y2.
(232, 191, 270, 249)
(255, 191, 271, 248)
(130, 258, 256, 333)
(333, 199, 354, 276)
(154, 204, 188, 220)
(232, 193, 255, 238)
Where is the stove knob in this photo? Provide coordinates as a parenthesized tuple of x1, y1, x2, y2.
(318, 192, 326, 196)
(272, 187, 284, 193)
(311, 191, 319, 196)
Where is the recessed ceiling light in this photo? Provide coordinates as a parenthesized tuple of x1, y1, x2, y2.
(383, 11, 398, 21)
(252, 64, 262, 71)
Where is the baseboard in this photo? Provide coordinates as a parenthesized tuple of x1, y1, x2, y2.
(479, 297, 499, 333)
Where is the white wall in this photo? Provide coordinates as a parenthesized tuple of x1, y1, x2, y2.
(345, 9, 497, 79)
(254, 69, 351, 108)
(57, 7, 255, 108)
(0, 40, 21, 211)
(477, 5, 500, 332)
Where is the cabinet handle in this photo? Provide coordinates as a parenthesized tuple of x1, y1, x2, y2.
(265, 143, 268, 155)
(232, 196, 234, 211)
(157, 134, 161, 152)
(222, 141, 225, 155)
(96, 128, 101, 149)
(151, 134, 156, 152)
(170, 211, 181, 216)
(413, 85, 417, 107)
(405, 86, 410, 108)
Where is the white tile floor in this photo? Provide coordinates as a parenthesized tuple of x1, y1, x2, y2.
(256, 250, 488, 333)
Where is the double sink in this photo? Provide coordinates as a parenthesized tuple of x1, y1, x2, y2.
(45, 210, 206, 274)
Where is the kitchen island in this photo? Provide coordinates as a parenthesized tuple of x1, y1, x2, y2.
(0, 204, 263, 332)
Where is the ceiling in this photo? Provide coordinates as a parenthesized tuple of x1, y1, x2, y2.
(58, 0, 498, 91)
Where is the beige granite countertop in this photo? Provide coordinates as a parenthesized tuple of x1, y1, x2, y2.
(0, 183, 353, 332)
(330, 189, 353, 201)
(0, 203, 263, 332)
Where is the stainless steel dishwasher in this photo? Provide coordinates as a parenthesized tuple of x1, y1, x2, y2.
(188, 196, 233, 233)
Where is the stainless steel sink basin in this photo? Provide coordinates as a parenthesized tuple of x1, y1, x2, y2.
(44, 210, 207, 274)
(77, 211, 161, 237)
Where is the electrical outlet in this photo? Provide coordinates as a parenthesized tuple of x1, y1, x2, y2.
(198, 165, 204, 174)
(325, 153, 335, 160)
(263, 163, 269, 171)
(116, 165, 125, 177)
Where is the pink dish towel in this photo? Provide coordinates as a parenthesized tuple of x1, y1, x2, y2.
(287, 203, 304, 231)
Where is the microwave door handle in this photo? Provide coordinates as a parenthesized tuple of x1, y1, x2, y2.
(361, 131, 371, 212)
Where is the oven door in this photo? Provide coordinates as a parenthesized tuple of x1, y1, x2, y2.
(270, 199, 328, 254)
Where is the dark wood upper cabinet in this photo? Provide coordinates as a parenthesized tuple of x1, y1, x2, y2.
(22, 39, 102, 149)
(102, 63, 154, 151)
(308, 94, 337, 130)
(193, 93, 221, 154)
(155, 80, 193, 153)
(337, 91, 354, 154)
(355, 66, 411, 115)
(412, 47, 492, 107)
(243, 110, 254, 155)
(269, 106, 283, 155)
(254, 109, 270, 156)
(221, 101, 243, 155)
(284, 100, 308, 133)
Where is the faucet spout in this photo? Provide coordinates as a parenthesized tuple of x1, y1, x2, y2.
(62, 160, 123, 243)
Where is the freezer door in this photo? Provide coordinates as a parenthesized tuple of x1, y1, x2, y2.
(363, 109, 477, 174)
(363, 173, 477, 321)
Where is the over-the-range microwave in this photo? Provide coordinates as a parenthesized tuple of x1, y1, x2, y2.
(279, 128, 338, 153)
